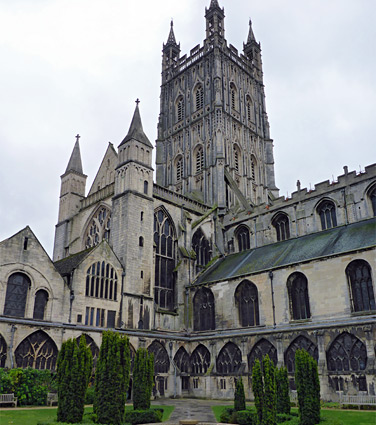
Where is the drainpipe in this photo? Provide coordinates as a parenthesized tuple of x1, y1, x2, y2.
(269, 271, 276, 328)
(169, 341, 177, 398)
(119, 270, 125, 327)
(9, 325, 17, 368)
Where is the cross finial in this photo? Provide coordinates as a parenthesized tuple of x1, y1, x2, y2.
(135, 98, 140, 105)
(75, 134, 80, 142)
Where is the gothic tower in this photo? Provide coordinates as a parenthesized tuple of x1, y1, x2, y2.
(156, 0, 279, 214)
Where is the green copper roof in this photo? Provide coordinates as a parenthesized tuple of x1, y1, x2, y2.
(194, 218, 376, 285)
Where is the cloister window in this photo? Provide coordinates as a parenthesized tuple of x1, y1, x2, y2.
(216, 342, 242, 375)
(4, 273, 30, 318)
(193, 287, 215, 331)
(272, 213, 290, 241)
(287, 272, 311, 320)
(85, 262, 118, 301)
(192, 228, 211, 272)
(174, 347, 189, 373)
(248, 339, 277, 373)
(33, 290, 48, 320)
(15, 330, 58, 370)
(196, 84, 204, 110)
(177, 96, 184, 121)
(154, 208, 176, 310)
(317, 200, 337, 230)
(235, 280, 260, 327)
(346, 260, 375, 312)
(190, 344, 211, 375)
(285, 335, 318, 373)
(148, 340, 170, 374)
(84, 206, 111, 249)
(235, 225, 250, 251)
(176, 156, 183, 182)
(327, 332, 367, 372)
(195, 147, 204, 173)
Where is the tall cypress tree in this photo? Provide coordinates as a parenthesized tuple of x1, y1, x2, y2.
(234, 378, 246, 411)
(262, 355, 276, 425)
(276, 366, 290, 414)
(133, 348, 155, 410)
(252, 359, 264, 425)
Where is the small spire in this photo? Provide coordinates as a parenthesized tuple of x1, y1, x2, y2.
(65, 134, 84, 174)
(246, 19, 256, 43)
(119, 101, 152, 148)
(166, 19, 178, 46)
(209, 0, 220, 8)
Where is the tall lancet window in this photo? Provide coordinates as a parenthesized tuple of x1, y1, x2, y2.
(176, 156, 183, 182)
(196, 84, 204, 110)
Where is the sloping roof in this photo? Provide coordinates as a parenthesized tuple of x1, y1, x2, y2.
(119, 103, 152, 148)
(65, 139, 84, 174)
(54, 247, 94, 276)
(194, 217, 376, 285)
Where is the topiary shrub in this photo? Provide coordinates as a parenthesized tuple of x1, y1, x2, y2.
(234, 378, 246, 411)
(252, 359, 263, 425)
(125, 408, 163, 424)
(236, 409, 256, 425)
(132, 348, 154, 410)
(219, 407, 235, 423)
(276, 367, 290, 415)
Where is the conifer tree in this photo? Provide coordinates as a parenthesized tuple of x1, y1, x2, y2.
(262, 354, 276, 425)
(252, 359, 264, 425)
(234, 378, 246, 411)
(132, 348, 155, 410)
(276, 366, 290, 414)
(94, 331, 130, 425)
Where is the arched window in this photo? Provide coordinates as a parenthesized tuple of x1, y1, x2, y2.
(176, 156, 183, 182)
(284, 335, 318, 373)
(177, 96, 184, 121)
(0, 334, 7, 367)
(346, 260, 375, 312)
(195, 147, 204, 174)
(139, 236, 144, 247)
(327, 332, 367, 372)
(195, 84, 204, 110)
(144, 180, 148, 195)
(193, 287, 215, 331)
(174, 347, 190, 373)
(230, 83, 237, 110)
(272, 213, 290, 241)
(85, 262, 118, 301)
(235, 225, 250, 252)
(248, 339, 277, 373)
(33, 290, 48, 320)
(235, 280, 260, 327)
(369, 186, 376, 216)
(84, 206, 111, 249)
(190, 344, 211, 375)
(4, 273, 30, 318)
(234, 146, 240, 172)
(246, 96, 253, 122)
(154, 208, 176, 310)
(216, 342, 242, 375)
(317, 200, 337, 230)
(192, 228, 211, 272)
(76, 334, 99, 368)
(287, 272, 311, 320)
(15, 330, 58, 370)
(148, 340, 170, 374)
(251, 156, 257, 181)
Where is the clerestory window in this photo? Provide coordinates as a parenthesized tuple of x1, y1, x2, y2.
(317, 200, 337, 230)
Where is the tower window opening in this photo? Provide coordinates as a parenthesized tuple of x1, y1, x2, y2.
(176, 156, 183, 182)
(177, 97, 184, 122)
(196, 85, 204, 110)
(196, 147, 204, 174)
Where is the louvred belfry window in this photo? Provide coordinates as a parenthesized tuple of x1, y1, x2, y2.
(196, 147, 204, 174)
(154, 208, 176, 310)
(176, 156, 183, 182)
(196, 85, 204, 110)
(84, 206, 111, 248)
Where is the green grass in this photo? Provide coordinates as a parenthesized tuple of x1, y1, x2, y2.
(0, 405, 175, 425)
(211, 405, 376, 425)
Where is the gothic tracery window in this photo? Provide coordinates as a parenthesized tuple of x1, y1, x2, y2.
(154, 208, 176, 310)
(85, 261, 118, 301)
(176, 156, 183, 182)
(230, 83, 237, 110)
(196, 84, 204, 110)
(235, 280, 260, 327)
(190, 344, 211, 375)
(0, 334, 7, 367)
(15, 330, 58, 370)
(4, 273, 30, 318)
(84, 206, 111, 249)
(346, 260, 375, 312)
(250, 156, 257, 182)
(195, 147, 204, 174)
(148, 340, 170, 374)
(246, 96, 253, 122)
(272, 213, 290, 241)
(248, 339, 277, 373)
(317, 200, 337, 230)
(287, 272, 311, 320)
(33, 290, 48, 320)
(327, 332, 367, 372)
(235, 225, 250, 252)
(174, 347, 190, 373)
(177, 96, 184, 121)
(193, 287, 215, 331)
(216, 342, 242, 375)
(284, 335, 318, 373)
(192, 228, 211, 272)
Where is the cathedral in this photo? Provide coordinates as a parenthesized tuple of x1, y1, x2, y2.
(0, 1, 375, 401)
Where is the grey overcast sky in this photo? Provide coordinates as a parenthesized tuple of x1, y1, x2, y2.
(0, 0, 375, 256)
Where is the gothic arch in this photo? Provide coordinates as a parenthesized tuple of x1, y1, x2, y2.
(233, 144, 241, 173)
(174, 346, 190, 374)
(272, 212, 291, 242)
(287, 272, 311, 320)
(148, 340, 170, 374)
(246, 95, 254, 122)
(83, 204, 111, 249)
(76, 334, 100, 365)
(176, 95, 184, 122)
(366, 182, 376, 216)
(248, 338, 277, 373)
(235, 280, 260, 327)
(216, 342, 242, 375)
(316, 198, 337, 230)
(175, 154, 183, 183)
(346, 259, 375, 312)
(327, 332, 367, 372)
(194, 82, 204, 110)
(33, 289, 49, 320)
(154, 206, 177, 311)
(235, 224, 250, 252)
(284, 335, 318, 373)
(0, 334, 7, 367)
(15, 330, 58, 370)
(250, 155, 257, 182)
(194, 145, 204, 174)
(4, 272, 31, 318)
(193, 287, 215, 331)
(230, 82, 238, 110)
(192, 228, 211, 272)
(190, 344, 211, 375)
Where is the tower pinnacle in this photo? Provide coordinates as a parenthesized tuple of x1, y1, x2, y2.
(119, 102, 152, 148)
(65, 135, 84, 174)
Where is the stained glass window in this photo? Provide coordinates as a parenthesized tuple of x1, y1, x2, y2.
(235, 280, 260, 327)
(346, 260, 375, 312)
(193, 287, 215, 331)
(287, 272, 311, 320)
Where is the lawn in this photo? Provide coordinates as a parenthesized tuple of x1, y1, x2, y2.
(0, 405, 174, 425)
(212, 405, 376, 425)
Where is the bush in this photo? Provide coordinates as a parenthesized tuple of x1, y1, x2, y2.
(132, 348, 154, 410)
(220, 407, 235, 423)
(276, 367, 290, 415)
(276, 413, 294, 423)
(125, 408, 163, 424)
(234, 378, 246, 411)
(85, 385, 95, 404)
(236, 409, 256, 425)
(252, 359, 263, 425)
